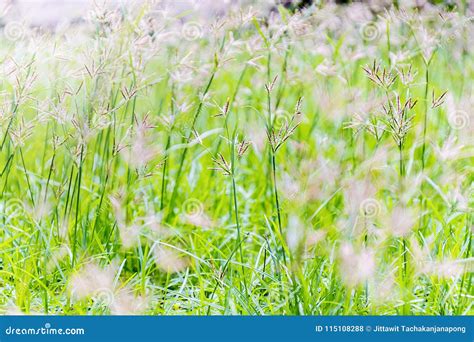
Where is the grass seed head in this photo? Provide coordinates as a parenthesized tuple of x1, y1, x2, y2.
(153, 246, 189, 274)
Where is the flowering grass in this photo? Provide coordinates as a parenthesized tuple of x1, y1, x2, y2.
(0, 1, 472, 315)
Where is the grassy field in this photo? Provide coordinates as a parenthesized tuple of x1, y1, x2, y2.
(0, 1, 472, 315)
